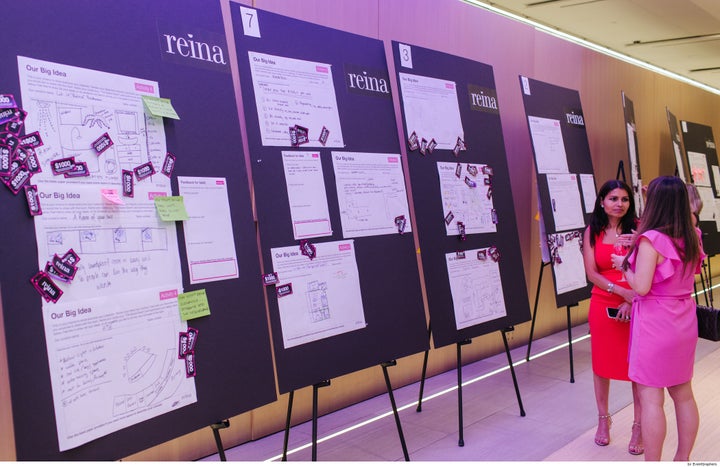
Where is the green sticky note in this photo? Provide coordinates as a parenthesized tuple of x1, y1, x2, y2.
(178, 289, 211, 321)
(141, 95, 180, 119)
(154, 196, 189, 221)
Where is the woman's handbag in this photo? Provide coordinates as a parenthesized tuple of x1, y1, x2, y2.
(696, 304, 720, 341)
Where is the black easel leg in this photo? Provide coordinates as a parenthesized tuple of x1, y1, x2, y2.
(526, 262, 548, 361)
(312, 381, 330, 461)
(456, 339, 471, 447)
(381, 361, 410, 461)
(566, 305, 575, 383)
(282, 391, 294, 461)
(707, 258, 714, 307)
(210, 420, 230, 462)
(501, 327, 525, 417)
(416, 323, 432, 412)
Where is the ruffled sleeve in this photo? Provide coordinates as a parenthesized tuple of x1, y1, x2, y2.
(639, 230, 681, 282)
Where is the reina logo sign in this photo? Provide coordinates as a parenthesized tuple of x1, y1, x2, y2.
(343, 64, 391, 99)
(467, 84, 499, 114)
(564, 108, 585, 127)
(158, 23, 229, 73)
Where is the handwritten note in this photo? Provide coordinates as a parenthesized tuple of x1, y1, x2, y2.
(178, 289, 211, 321)
(154, 196, 189, 221)
(141, 95, 180, 120)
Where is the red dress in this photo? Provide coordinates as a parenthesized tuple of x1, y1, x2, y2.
(588, 231, 632, 380)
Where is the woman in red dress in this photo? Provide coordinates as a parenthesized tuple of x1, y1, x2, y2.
(582, 179, 642, 455)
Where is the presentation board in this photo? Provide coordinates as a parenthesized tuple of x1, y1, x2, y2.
(231, 5, 429, 394)
(519, 77, 595, 308)
(0, 0, 276, 460)
(681, 120, 720, 256)
(622, 92, 644, 216)
(667, 109, 689, 181)
(391, 41, 530, 348)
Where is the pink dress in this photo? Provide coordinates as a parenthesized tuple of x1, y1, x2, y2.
(626, 230, 702, 388)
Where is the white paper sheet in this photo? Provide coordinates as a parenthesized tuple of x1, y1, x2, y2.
(714, 198, 720, 231)
(43, 287, 195, 451)
(282, 151, 332, 239)
(673, 141, 686, 181)
(19, 56, 193, 450)
(688, 151, 711, 187)
(527, 116, 568, 174)
(579, 173, 596, 213)
(398, 72, 463, 150)
(248, 51, 344, 148)
(550, 232, 587, 295)
(437, 161, 497, 235)
(178, 177, 239, 284)
(547, 173, 585, 231)
(271, 240, 366, 348)
(332, 151, 411, 238)
(626, 123, 644, 216)
(697, 185, 716, 222)
(712, 165, 720, 196)
(445, 248, 507, 330)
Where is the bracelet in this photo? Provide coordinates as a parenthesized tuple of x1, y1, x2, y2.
(607, 283, 615, 294)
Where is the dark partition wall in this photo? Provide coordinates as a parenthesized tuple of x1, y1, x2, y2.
(519, 77, 595, 308)
(231, 5, 429, 394)
(391, 41, 530, 348)
(681, 120, 720, 256)
(0, 0, 276, 460)
(622, 92, 644, 217)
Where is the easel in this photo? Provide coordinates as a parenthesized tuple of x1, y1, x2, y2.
(524, 266, 578, 383)
(415, 325, 526, 447)
(281, 362, 410, 461)
(210, 419, 231, 461)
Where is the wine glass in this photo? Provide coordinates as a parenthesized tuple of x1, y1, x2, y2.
(613, 240, 629, 282)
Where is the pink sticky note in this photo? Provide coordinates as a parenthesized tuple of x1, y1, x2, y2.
(101, 188, 124, 205)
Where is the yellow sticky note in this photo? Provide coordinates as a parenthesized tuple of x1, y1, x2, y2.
(141, 95, 180, 119)
(178, 289, 211, 321)
(154, 196, 189, 221)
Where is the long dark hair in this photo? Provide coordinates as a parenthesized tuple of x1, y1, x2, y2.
(588, 179, 637, 247)
(622, 176, 701, 273)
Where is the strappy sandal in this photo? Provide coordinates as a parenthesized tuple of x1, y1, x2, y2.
(628, 421, 644, 455)
(594, 414, 612, 446)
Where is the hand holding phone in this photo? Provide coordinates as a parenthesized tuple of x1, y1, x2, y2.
(606, 307, 619, 319)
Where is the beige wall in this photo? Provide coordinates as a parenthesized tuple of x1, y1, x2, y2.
(2, 0, 719, 461)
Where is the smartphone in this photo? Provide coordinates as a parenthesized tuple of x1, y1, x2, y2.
(606, 307, 619, 318)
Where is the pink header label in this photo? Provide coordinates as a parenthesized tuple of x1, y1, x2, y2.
(445, 83, 455, 89)
(215, 179, 225, 185)
(387, 156, 399, 163)
(147, 191, 167, 200)
(160, 289, 178, 300)
(135, 83, 155, 93)
(312, 153, 319, 158)
(338, 243, 351, 251)
(316, 66, 329, 73)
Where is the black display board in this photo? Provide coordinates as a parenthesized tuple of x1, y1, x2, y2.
(667, 108, 690, 181)
(621, 92, 644, 216)
(681, 120, 720, 256)
(391, 42, 530, 348)
(231, 5, 429, 394)
(0, 0, 276, 460)
(519, 77, 595, 308)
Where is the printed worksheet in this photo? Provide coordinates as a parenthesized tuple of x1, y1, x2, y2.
(18, 56, 166, 185)
(549, 231, 587, 294)
(445, 248, 507, 330)
(43, 287, 195, 451)
(546, 173, 585, 231)
(248, 51, 344, 147)
(527, 116, 569, 174)
(398, 72, 464, 150)
(579, 173, 596, 213)
(332, 151, 411, 238)
(673, 141, 686, 181)
(178, 177, 239, 284)
(437, 161, 496, 235)
(688, 151, 711, 187)
(698, 185, 716, 222)
(271, 240, 366, 348)
(282, 151, 332, 239)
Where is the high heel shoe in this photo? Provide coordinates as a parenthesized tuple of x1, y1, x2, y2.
(628, 421, 644, 455)
(594, 414, 612, 446)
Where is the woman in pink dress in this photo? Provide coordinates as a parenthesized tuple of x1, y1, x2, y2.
(613, 176, 704, 461)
